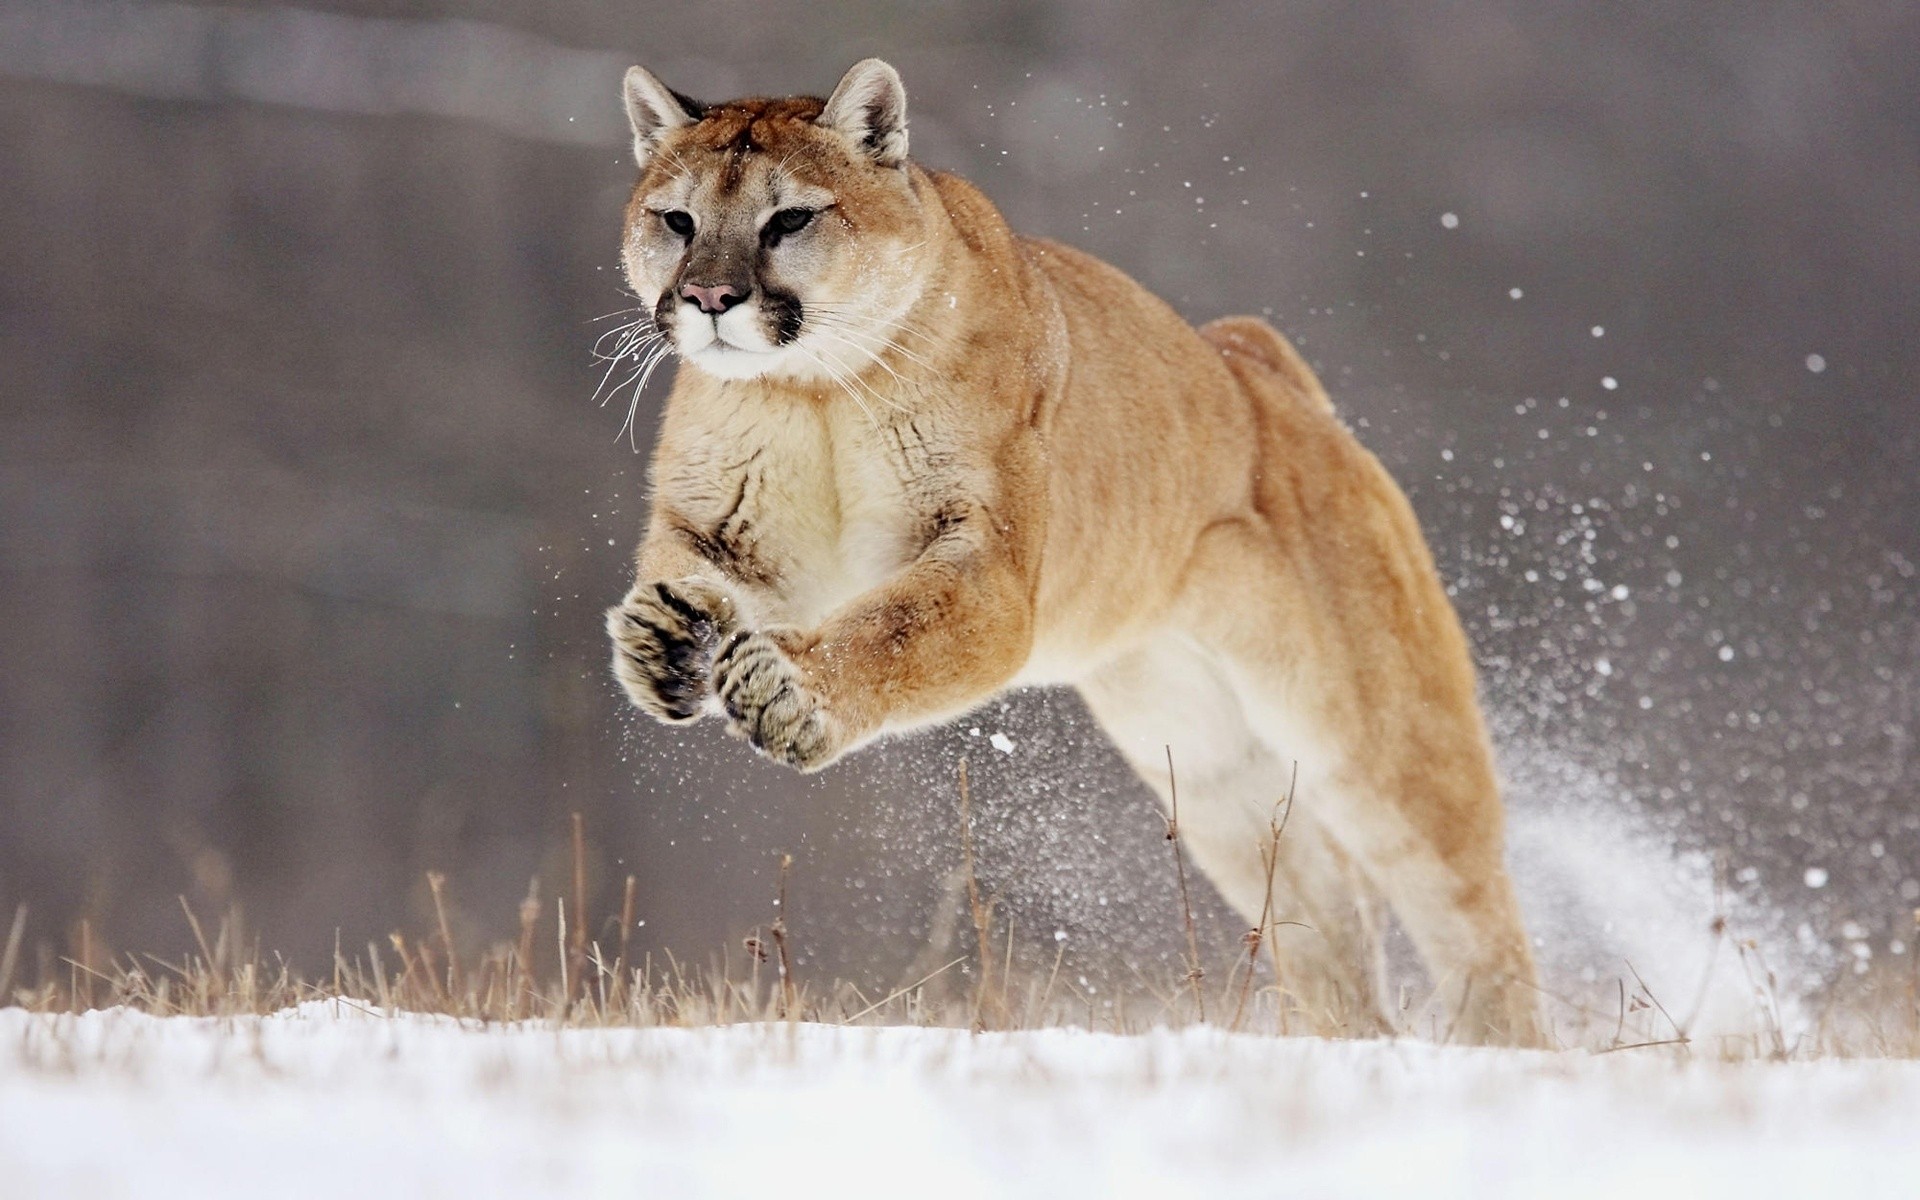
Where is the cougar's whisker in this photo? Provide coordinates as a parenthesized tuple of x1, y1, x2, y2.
(806, 315, 936, 372)
(791, 343, 884, 424)
(615, 342, 674, 449)
(809, 327, 919, 402)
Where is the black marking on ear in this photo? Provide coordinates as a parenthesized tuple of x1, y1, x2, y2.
(856, 103, 892, 154)
(668, 88, 708, 121)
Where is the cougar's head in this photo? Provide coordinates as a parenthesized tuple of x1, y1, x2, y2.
(618, 59, 926, 383)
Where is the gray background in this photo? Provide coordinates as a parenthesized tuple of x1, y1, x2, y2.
(1, 1, 1914, 997)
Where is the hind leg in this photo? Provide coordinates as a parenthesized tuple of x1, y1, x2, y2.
(1202, 639, 1547, 1046)
(1240, 810, 1389, 1035)
(1310, 770, 1545, 1046)
(1174, 529, 1547, 1046)
(1266, 820, 1388, 1034)
(1078, 638, 1388, 1035)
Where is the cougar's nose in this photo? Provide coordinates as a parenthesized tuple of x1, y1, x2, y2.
(679, 282, 746, 314)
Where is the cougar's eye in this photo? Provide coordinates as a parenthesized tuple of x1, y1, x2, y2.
(660, 209, 695, 238)
(764, 207, 815, 245)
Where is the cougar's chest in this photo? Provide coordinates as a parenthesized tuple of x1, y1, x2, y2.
(687, 401, 923, 626)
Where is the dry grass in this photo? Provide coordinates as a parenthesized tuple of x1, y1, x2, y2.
(5, 904, 1918, 1062)
(0, 825, 1305, 1037)
(7, 889, 1916, 1062)
(4, 785, 1917, 1061)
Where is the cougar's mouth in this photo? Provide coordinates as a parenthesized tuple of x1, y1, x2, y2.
(675, 320, 791, 381)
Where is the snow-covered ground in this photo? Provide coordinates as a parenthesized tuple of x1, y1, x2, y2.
(3, 1005, 1915, 1198)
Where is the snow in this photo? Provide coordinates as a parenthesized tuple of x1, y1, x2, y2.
(4, 1006, 1918, 1199)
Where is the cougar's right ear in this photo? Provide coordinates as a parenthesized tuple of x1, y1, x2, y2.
(623, 66, 703, 167)
(819, 58, 908, 168)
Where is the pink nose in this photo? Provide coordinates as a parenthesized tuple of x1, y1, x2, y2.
(679, 282, 745, 314)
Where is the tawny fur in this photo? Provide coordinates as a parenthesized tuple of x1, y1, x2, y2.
(605, 60, 1546, 1045)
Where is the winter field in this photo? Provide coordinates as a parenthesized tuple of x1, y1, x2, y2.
(1, 8, 1913, 1197)
(3, 785, 1916, 1200)
(3, 1002, 1918, 1199)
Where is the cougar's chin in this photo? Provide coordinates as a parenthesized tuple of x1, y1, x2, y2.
(683, 340, 787, 381)
(670, 310, 786, 380)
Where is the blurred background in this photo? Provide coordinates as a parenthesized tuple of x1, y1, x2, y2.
(1, 1, 1914, 1003)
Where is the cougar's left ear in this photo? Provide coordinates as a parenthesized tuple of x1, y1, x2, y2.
(819, 58, 908, 168)
(623, 65, 703, 168)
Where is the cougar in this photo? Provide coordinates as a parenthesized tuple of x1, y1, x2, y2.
(603, 59, 1546, 1045)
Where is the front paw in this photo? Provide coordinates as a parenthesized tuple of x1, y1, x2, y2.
(606, 580, 729, 722)
(712, 631, 843, 770)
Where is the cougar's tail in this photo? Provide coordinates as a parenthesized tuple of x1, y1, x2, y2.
(1199, 315, 1334, 416)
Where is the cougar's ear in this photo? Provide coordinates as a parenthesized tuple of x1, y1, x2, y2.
(622, 65, 703, 167)
(819, 58, 908, 168)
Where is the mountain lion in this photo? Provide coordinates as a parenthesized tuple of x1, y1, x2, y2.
(604, 59, 1545, 1045)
